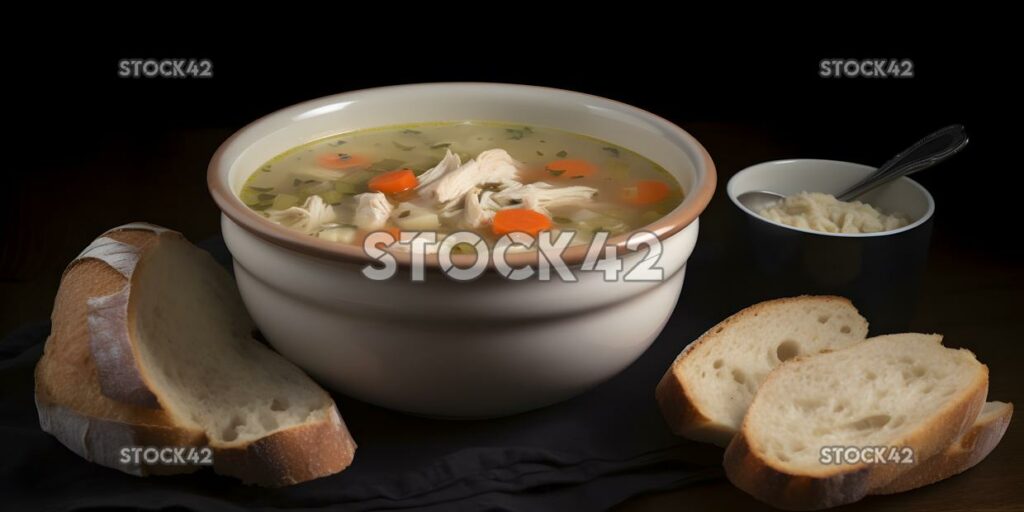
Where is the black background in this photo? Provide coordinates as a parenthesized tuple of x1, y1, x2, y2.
(10, 38, 1018, 256)
(3, 36, 1022, 511)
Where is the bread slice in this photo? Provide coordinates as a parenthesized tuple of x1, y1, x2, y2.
(874, 400, 1012, 495)
(656, 296, 868, 446)
(35, 223, 356, 486)
(723, 333, 988, 510)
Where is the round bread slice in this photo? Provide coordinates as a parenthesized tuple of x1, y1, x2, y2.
(656, 296, 868, 446)
(723, 333, 988, 510)
(36, 223, 356, 486)
(873, 400, 1012, 495)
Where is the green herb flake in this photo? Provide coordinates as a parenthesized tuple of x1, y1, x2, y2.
(553, 216, 572, 224)
(429, 142, 453, 149)
(402, 129, 422, 135)
(602, 147, 621, 157)
(392, 141, 415, 151)
(503, 129, 528, 141)
(536, 150, 544, 156)
(556, 150, 568, 158)
(548, 169, 566, 177)
(398, 210, 411, 218)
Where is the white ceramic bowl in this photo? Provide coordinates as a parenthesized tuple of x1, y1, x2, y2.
(208, 83, 716, 418)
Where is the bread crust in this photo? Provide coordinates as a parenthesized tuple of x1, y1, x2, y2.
(655, 364, 733, 446)
(74, 226, 166, 408)
(656, 295, 864, 447)
(213, 408, 357, 487)
(36, 223, 357, 486)
(35, 391, 204, 476)
(722, 339, 989, 510)
(873, 401, 1012, 495)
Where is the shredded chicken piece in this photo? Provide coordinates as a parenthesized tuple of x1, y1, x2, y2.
(266, 195, 337, 234)
(423, 149, 521, 203)
(416, 149, 462, 190)
(353, 192, 393, 230)
(462, 188, 495, 229)
(492, 182, 598, 213)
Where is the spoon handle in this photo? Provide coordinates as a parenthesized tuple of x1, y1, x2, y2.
(836, 124, 969, 202)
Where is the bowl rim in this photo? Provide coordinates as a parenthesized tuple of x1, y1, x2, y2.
(208, 82, 717, 268)
(727, 158, 935, 238)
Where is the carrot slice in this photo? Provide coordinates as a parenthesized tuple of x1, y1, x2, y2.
(317, 152, 369, 170)
(386, 227, 401, 240)
(368, 169, 418, 194)
(492, 209, 552, 238)
(622, 180, 670, 205)
(545, 159, 596, 179)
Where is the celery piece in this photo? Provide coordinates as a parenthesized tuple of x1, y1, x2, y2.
(320, 190, 344, 205)
(366, 158, 406, 173)
(271, 194, 299, 210)
(450, 242, 477, 255)
(339, 170, 372, 184)
(333, 181, 360, 194)
(240, 189, 262, 206)
(300, 181, 332, 196)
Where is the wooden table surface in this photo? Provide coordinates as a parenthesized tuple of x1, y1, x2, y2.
(3, 123, 1020, 511)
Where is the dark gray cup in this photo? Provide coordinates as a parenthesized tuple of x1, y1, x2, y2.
(727, 159, 935, 333)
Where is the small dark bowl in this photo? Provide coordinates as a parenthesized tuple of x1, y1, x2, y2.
(727, 159, 935, 333)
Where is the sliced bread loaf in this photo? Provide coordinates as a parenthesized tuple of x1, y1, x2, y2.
(873, 400, 1012, 495)
(35, 223, 356, 486)
(723, 333, 988, 510)
(656, 296, 868, 446)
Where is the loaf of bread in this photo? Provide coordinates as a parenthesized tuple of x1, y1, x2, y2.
(35, 223, 356, 486)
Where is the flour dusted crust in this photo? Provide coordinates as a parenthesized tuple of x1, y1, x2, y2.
(36, 223, 356, 486)
(73, 225, 169, 408)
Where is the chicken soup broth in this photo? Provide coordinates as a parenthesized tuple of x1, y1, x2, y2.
(241, 122, 684, 247)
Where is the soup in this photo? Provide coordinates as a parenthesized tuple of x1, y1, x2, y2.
(240, 122, 684, 249)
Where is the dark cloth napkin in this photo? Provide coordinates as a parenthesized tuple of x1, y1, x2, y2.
(0, 236, 739, 511)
